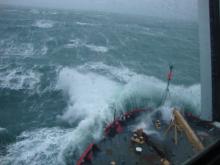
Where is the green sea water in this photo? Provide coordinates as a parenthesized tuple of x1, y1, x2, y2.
(0, 5, 200, 165)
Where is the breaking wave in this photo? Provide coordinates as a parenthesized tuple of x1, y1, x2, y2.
(0, 63, 201, 164)
(56, 67, 121, 124)
(77, 63, 201, 114)
(55, 64, 200, 160)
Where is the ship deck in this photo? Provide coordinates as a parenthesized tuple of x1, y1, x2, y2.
(81, 112, 220, 165)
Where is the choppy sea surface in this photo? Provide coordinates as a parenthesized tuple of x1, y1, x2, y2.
(0, 5, 200, 165)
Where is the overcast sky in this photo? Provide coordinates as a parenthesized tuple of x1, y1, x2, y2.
(0, 0, 198, 20)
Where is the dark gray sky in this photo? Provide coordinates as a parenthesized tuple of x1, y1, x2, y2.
(0, 0, 198, 20)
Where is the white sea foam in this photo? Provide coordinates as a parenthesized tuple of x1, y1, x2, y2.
(119, 74, 201, 115)
(4, 43, 34, 57)
(65, 39, 81, 48)
(33, 20, 55, 29)
(119, 23, 164, 37)
(0, 124, 111, 164)
(85, 44, 109, 53)
(56, 67, 121, 124)
(0, 128, 71, 165)
(78, 62, 137, 82)
(159, 101, 174, 123)
(79, 63, 201, 114)
(65, 40, 109, 53)
(41, 45, 48, 55)
(0, 68, 41, 90)
(132, 119, 160, 138)
(75, 22, 97, 26)
(142, 30, 165, 37)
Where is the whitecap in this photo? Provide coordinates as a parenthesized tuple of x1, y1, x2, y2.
(4, 43, 34, 57)
(65, 40, 109, 53)
(41, 45, 48, 55)
(65, 39, 81, 48)
(85, 44, 109, 53)
(0, 128, 71, 165)
(79, 62, 136, 83)
(0, 68, 41, 90)
(75, 22, 96, 26)
(33, 20, 55, 29)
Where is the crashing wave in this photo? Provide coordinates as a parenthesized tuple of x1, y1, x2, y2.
(0, 64, 201, 164)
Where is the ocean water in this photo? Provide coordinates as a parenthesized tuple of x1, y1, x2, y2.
(0, 5, 200, 165)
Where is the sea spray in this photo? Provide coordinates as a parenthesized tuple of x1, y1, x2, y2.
(56, 67, 122, 124)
